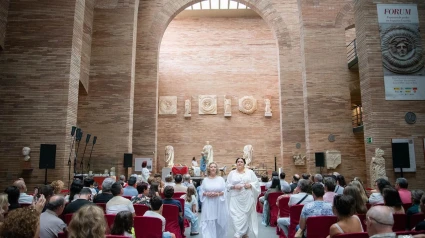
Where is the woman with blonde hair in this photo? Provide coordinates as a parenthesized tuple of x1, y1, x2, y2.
(349, 179, 368, 203)
(181, 186, 199, 235)
(0, 207, 41, 238)
(343, 185, 367, 214)
(68, 205, 107, 238)
(51, 180, 65, 195)
(0, 194, 8, 223)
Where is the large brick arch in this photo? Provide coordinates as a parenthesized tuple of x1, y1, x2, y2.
(334, 1, 355, 28)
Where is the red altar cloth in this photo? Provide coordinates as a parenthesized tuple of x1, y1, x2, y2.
(172, 166, 188, 175)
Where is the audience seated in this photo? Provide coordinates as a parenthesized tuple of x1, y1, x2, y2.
(182, 174, 195, 189)
(180, 186, 199, 236)
(343, 185, 367, 214)
(110, 211, 133, 237)
(279, 172, 291, 193)
(162, 186, 184, 233)
(123, 177, 138, 197)
(68, 205, 106, 238)
(408, 190, 425, 215)
(63, 188, 93, 215)
(369, 178, 390, 205)
(349, 179, 368, 204)
(0, 194, 8, 224)
(94, 177, 115, 203)
(290, 174, 300, 193)
(51, 180, 65, 195)
(65, 179, 84, 203)
(328, 195, 363, 238)
(13, 179, 33, 204)
(298, 183, 334, 237)
(143, 196, 176, 238)
(149, 182, 161, 198)
(119, 175, 127, 188)
(83, 177, 98, 196)
(0, 207, 41, 238)
(366, 206, 395, 238)
(261, 176, 281, 226)
(313, 174, 324, 187)
(383, 186, 405, 214)
(4, 186, 20, 211)
(323, 177, 337, 204)
(277, 179, 313, 237)
(106, 182, 135, 216)
(259, 175, 269, 187)
(334, 175, 346, 195)
(40, 195, 67, 238)
(39, 184, 55, 212)
(395, 177, 412, 204)
(131, 182, 151, 208)
(266, 171, 279, 189)
(414, 194, 425, 231)
(173, 174, 188, 193)
(164, 175, 176, 189)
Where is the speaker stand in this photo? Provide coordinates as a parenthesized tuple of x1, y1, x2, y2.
(319, 166, 322, 175)
(399, 167, 404, 178)
(44, 167, 48, 185)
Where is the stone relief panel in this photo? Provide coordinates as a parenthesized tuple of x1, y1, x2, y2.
(325, 150, 341, 169)
(158, 96, 177, 115)
(370, 148, 387, 186)
(239, 96, 257, 114)
(198, 95, 217, 115)
(293, 154, 305, 166)
(224, 96, 231, 117)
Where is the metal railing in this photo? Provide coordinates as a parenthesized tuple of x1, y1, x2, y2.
(347, 39, 358, 68)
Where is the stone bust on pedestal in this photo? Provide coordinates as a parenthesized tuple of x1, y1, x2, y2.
(22, 147, 31, 161)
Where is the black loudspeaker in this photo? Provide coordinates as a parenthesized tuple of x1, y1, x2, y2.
(39, 144, 56, 169)
(392, 142, 411, 168)
(315, 152, 325, 167)
(124, 153, 133, 168)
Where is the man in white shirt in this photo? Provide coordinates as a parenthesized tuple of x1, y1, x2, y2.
(279, 172, 291, 193)
(173, 174, 188, 193)
(277, 179, 314, 237)
(369, 178, 390, 205)
(13, 179, 33, 204)
(106, 182, 135, 216)
(143, 196, 176, 238)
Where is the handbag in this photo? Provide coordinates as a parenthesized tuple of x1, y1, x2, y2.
(294, 228, 304, 238)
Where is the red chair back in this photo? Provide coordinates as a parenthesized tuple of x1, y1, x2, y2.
(162, 204, 182, 238)
(134, 216, 162, 238)
(105, 214, 116, 229)
(176, 198, 185, 216)
(402, 203, 412, 212)
(261, 186, 267, 192)
(392, 213, 407, 231)
(64, 213, 73, 225)
(288, 205, 304, 238)
(134, 204, 149, 216)
(173, 192, 186, 198)
(278, 196, 290, 218)
(122, 196, 132, 200)
(333, 232, 369, 238)
(96, 203, 106, 213)
(269, 192, 284, 227)
(306, 215, 338, 238)
(58, 232, 67, 238)
(356, 214, 367, 231)
(409, 212, 425, 230)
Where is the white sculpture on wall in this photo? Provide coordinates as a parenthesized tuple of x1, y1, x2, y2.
(202, 141, 213, 164)
(370, 148, 387, 185)
(264, 99, 272, 117)
(293, 154, 306, 166)
(184, 99, 191, 117)
(243, 145, 253, 166)
(224, 97, 231, 117)
(22, 147, 31, 161)
(199, 95, 217, 114)
(325, 150, 341, 169)
(239, 96, 257, 114)
(165, 145, 174, 167)
(159, 96, 177, 115)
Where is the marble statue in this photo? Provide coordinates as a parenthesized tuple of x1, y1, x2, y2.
(110, 167, 116, 176)
(264, 99, 272, 117)
(325, 150, 341, 169)
(293, 154, 306, 166)
(243, 145, 253, 166)
(202, 141, 213, 164)
(224, 97, 231, 117)
(199, 95, 217, 114)
(370, 148, 387, 185)
(184, 99, 191, 117)
(165, 145, 174, 167)
(22, 147, 31, 161)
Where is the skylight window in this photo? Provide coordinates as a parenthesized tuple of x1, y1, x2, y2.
(185, 0, 250, 10)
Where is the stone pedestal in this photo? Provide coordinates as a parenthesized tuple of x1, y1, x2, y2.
(162, 167, 172, 181)
(224, 112, 231, 117)
(184, 113, 191, 118)
(265, 112, 272, 117)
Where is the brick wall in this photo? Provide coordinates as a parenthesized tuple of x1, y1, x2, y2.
(157, 17, 280, 170)
(0, 0, 9, 50)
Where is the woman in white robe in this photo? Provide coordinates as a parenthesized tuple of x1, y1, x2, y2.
(199, 162, 228, 238)
(226, 158, 260, 238)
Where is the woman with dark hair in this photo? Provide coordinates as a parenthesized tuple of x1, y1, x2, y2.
(369, 178, 391, 205)
(131, 182, 151, 208)
(261, 176, 281, 226)
(148, 182, 160, 198)
(328, 195, 363, 237)
(226, 158, 260, 238)
(4, 186, 20, 211)
(66, 179, 84, 202)
(141, 161, 150, 183)
(181, 186, 199, 235)
(110, 211, 134, 237)
(383, 186, 405, 214)
(343, 185, 367, 214)
(334, 175, 346, 195)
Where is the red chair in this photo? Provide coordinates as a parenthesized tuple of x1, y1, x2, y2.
(256, 191, 266, 214)
(105, 236, 128, 238)
(58, 232, 67, 238)
(64, 213, 73, 225)
(392, 213, 407, 231)
(278, 196, 290, 218)
(134, 204, 149, 216)
(96, 203, 106, 213)
(356, 214, 367, 231)
(122, 196, 132, 200)
(162, 204, 182, 238)
(402, 203, 412, 212)
(334, 232, 369, 238)
(306, 215, 338, 238)
(134, 216, 162, 238)
(176, 198, 185, 216)
(287, 204, 304, 238)
(261, 186, 267, 192)
(173, 192, 186, 198)
(269, 192, 284, 227)
(409, 212, 425, 230)
(105, 214, 116, 229)
(366, 203, 371, 210)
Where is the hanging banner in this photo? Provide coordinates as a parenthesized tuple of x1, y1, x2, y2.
(377, 4, 425, 100)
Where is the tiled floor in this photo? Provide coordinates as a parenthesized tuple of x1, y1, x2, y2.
(183, 213, 277, 238)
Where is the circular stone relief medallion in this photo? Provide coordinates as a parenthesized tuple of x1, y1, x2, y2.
(159, 96, 177, 115)
(328, 134, 336, 142)
(238, 96, 257, 114)
(199, 95, 217, 114)
(405, 112, 416, 124)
